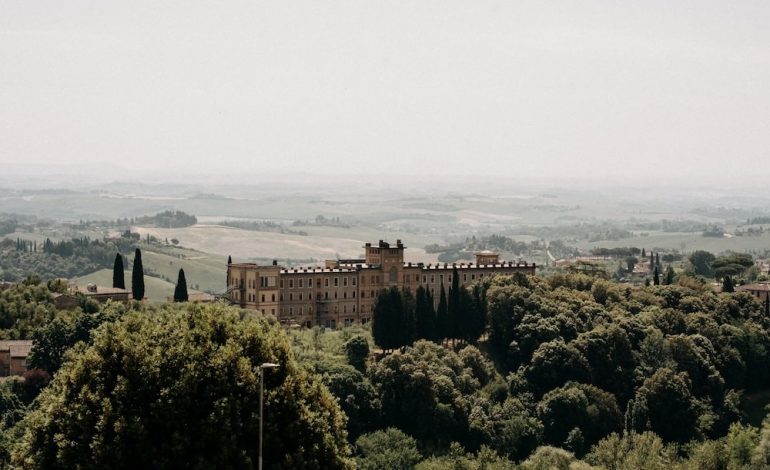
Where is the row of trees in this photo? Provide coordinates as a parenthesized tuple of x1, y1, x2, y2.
(112, 248, 187, 301)
(371, 268, 486, 351)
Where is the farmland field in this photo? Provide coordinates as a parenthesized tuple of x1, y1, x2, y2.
(73, 269, 203, 302)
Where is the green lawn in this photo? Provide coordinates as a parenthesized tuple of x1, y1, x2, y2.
(73, 269, 202, 303)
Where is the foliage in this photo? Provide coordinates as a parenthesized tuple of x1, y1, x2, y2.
(355, 428, 421, 470)
(13, 303, 353, 469)
(343, 335, 370, 371)
(131, 248, 144, 300)
(173, 268, 188, 302)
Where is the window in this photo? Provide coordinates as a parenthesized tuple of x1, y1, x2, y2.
(440, 274, 444, 284)
(325, 292, 329, 299)
(261, 294, 265, 302)
(299, 293, 303, 300)
(334, 292, 338, 299)
(464, 274, 467, 281)
(343, 292, 347, 299)
(271, 294, 275, 302)
(280, 280, 283, 288)
(352, 278, 357, 286)
(431, 275, 435, 283)
(362, 291, 366, 298)
(309, 292, 312, 300)
(353, 305, 356, 313)
(353, 291, 356, 298)
(343, 305, 347, 314)
(308, 277, 312, 287)
(289, 279, 294, 289)
(343, 277, 348, 287)
(334, 277, 339, 287)
(289, 307, 293, 315)
(325, 278, 329, 287)
(423, 275, 427, 283)
(289, 293, 293, 301)
(298, 279, 303, 288)
(280, 294, 283, 301)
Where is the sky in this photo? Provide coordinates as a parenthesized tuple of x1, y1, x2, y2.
(1, 1, 769, 183)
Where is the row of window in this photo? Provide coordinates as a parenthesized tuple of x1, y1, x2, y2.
(281, 304, 358, 315)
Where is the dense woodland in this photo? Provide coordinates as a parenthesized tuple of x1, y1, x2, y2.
(1, 270, 770, 468)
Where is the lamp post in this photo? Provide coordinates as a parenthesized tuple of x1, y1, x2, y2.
(259, 362, 279, 470)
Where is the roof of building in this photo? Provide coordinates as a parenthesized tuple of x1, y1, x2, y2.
(73, 286, 130, 295)
(474, 250, 498, 255)
(737, 283, 770, 292)
(0, 340, 33, 358)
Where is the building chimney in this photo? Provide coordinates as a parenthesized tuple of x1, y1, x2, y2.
(272, 260, 278, 266)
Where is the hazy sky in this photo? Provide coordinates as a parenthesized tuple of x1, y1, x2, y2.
(1, 1, 769, 182)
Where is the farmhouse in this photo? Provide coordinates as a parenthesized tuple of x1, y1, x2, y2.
(0, 340, 33, 376)
(227, 240, 535, 329)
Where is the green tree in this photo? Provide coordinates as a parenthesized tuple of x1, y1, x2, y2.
(173, 268, 188, 302)
(131, 248, 145, 301)
(112, 252, 125, 289)
(449, 267, 461, 342)
(14, 304, 353, 469)
(344, 335, 370, 371)
(664, 265, 675, 285)
(414, 286, 436, 341)
(525, 340, 591, 396)
(689, 250, 716, 277)
(653, 265, 660, 286)
(626, 256, 638, 273)
(722, 275, 734, 293)
(355, 428, 421, 470)
(435, 283, 448, 343)
(629, 368, 698, 443)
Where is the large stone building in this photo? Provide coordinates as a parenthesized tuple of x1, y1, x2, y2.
(226, 240, 536, 329)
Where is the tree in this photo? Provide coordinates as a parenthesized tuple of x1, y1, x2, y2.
(227, 255, 232, 265)
(173, 268, 188, 302)
(414, 286, 435, 341)
(653, 266, 660, 286)
(689, 250, 716, 277)
(131, 248, 145, 301)
(435, 283, 448, 343)
(344, 335, 370, 371)
(14, 304, 353, 468)
(448, 267, 461, 342)
(625, 256, 638, 273)
(372, 287, 414, 352)
(355, 428, 421, 470)
(628, 368, 697, 443)
(112, 253, 125, 289)
(664, 265, 675, 285)
(525, 340, 592, 396)
(641, 248, 646, 258)
(721, 275, 734, 293)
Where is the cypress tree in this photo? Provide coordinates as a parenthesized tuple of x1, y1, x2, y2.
(415, 286, 436, 340)
(448, 267, 461, 342)
(722, 276, 734, 293)
(641, 248, 646, 258)
(655, 253, 660, 268)
(649, 252, 654, 269)
(765, 296, 769, 316)
(132, 248, 145, 301)
(174, 268, 189, 302)
(400, 288, 416, 349)
(653, 266, 660, 286)
(436, 284, 448, 344)
(228, 255, 232, 265)
(112, 253, 125, 289)
(664, 265, 675, 285)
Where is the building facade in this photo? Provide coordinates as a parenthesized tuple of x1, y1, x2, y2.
(226, 240, 536, 329)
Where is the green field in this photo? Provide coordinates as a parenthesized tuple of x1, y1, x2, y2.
(133, 225, 442, 265)
(73, 269, 203, 302)
(576, 231, 770, 255)
(138, 246, 226, 294)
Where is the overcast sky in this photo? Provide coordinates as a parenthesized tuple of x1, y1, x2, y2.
(1, 1, 768, 183)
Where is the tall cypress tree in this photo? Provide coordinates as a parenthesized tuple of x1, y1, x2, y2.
(174, 268, 189, 302)
(765, 296, 769, 316)
(132, 248, 145, 301)
(415, 286, 436, 341)
(448, 267, 461, 342)
(112, 253, 125, 289)
(435, 284, 448, 344)
(649, 252, 654, 269)
(664, 265, 675, 285)
(653, 265, 660, 286)
(722, 276, 734, 293)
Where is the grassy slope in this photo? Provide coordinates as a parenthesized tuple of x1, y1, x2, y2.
(73, 269, 202, 302)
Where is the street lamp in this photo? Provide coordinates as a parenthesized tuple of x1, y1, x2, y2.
(259, 362, 279, 470)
